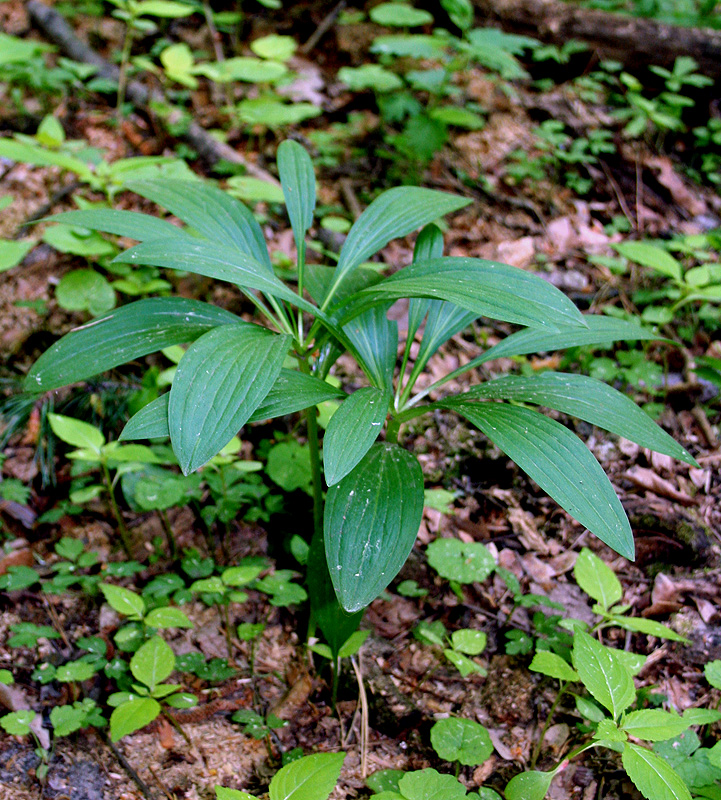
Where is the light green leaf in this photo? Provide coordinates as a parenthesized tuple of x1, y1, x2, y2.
(328, 189, 470, 303)
(504, 770, 554, 800)
(190, 576, 225, 594)
(622, 710, 689, 742)
(337, 629, 372, 659)
(572, 630, 635, 719)
(56, 662, 96, 682)
(704, 660, 721, 689)
(0, 709, 36, 736)
(49, 413, 104, 452)
(356, 257, 586, 332)
(446, 402, 634, 559)
(450, 629, 487, 655)
(0, 239, 34, 272)
(55, 270, 116, 316)
(25, 297, 239, 393)
(277, 140, 315, 267)
(529, 651, 579, 683)
(323, 387, 388, 485)
(169, 325, 290, 474)
(0, 139, 93, 181)
(266, 441, 312, 493)
(370, 3, 434, 26)
(100, 583, 146, 620)
(222, 565, 264, 586)
(144, 607, 193, 629)
(269, 752, 345, 800)
(614, 242, 683, 282)
(458, 372, 696, 466)
(426, 538, 495, 584)
(216, 788, 256, 800)
(398, 768, 467, 800)
(596, 718, 627, 742)
(135, 0, 195, 17)
(682, 707, 721, 726)
(430, 717, 493, 766)
(211, 56, 287, 83)
(443, 649, 486, 677)
(110, 697, 161, 742)
(226, 177, 285, 204)
(324, 443, 424, 612)
(430, 106, 484, 130)
(622, 744, 692, 800)
(251, 34, 297, 61)
(440, 0, 474, 30)
(338, 64, 403, 92)
(574, 548, 623, 611)
(130, 636, 175, 691)
(609, 615, 688, 642)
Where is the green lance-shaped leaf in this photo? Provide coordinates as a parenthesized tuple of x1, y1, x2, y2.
(574, 547, 623, 611)
(444, 401, 634, 559)
(622, 744, 692, 800)
(169, 325, 290, 474)
(130, 635, 175, 691)
(621, 709, 690, 742)
(277, 140, 315, 265)
(49, 414, 104, 452)
(572, 630, 635, 719)
(324, 443, 424, 612)
(357, 257, 587, 331)
(269, 752, 345, 800)
(326, 188, 471, 303)
(323, 387, 389, 486)
(529, 650, 579, 683)
(120, 370, 343, 441)
(110, 697, 161, 742)
(0, 139, 94, 182)
(25, 298, 240, 392)
(415, 301, 477, 372)
(457, 372, 697, 465)
(127, 179, 272, 271)
(504, 770, 555, 800)
(407, 223, 444, 341)
(43, 209, 188, 242)
(113, 238, 317, 314)
(343, 305, 398, 391)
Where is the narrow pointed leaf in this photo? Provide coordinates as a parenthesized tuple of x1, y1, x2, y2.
(329, 188, 471, 300)
(127, 179, 272, 270)
(120, 370, 345, 441)
(529, 651, 579, 683)
(43, 209, 187, 241)
(572, 630, 635, 719)
(325, 443, 424, 612)
(622, 744, 692, 800)
(415, 301, 477, 370)
(324, 387, 389, 485)
(407, 224, 444, 340)
(358, 257, 586, 330)
(277, 140, 315, 262)
(343, 305, 398, 391)
(169, 325, 290, 473)
(25, 298, 240, 392)
(458, 372, 696, 465)
(444, 402, 634, 559)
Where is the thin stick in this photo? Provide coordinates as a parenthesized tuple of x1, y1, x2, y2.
(301, 0, 347, 54)
(350, 654, 369, 779)
(102, 732, 156, 800)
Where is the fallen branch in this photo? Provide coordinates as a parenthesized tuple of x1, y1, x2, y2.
(26, 0, 279, 183)
(472, 0, 721, 80)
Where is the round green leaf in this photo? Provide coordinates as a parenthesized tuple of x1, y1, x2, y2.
(130, 636, 175, 691)
(269, 752, 345, 800)
(398, 768, 467, 800)
(0, 709, 36, 736)
(430, 717, 493, 766)
(250, 34, 297, 61)
(110, 697, 160, 742)
(100, 583, 145, 620)
(370, 3, 434, 27)
(144, 607, 193, 629)
(426, 538, 495, 584)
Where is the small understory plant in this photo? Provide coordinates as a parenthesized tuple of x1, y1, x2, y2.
(25, 140, 696, 660)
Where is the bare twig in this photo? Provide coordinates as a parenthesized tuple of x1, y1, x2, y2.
(301, 0, 347, 55)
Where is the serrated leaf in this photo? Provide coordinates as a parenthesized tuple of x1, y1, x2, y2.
(127, 179, 271, 270)
(130, 636, 175, 691)
(144, 607, 193, 629)
(48, 414, 104, 452)
(458, 372, 696, 465)
(323, 387, 388, 485)
(269, 752, 345, 800)
(110, 697, 161, 742)
(356, 257, 586, 331)
(430, 717, 493, 766)
(622, 744, 692, 800)
(573, 548, 623, 611)
(622, 710, 690, 742)
(324, 443, 424, 612)
(100, 583, 145, 620)
(529, 651, 579, 683)
(504, 770, 554, 800)
(445, 402, 634, 560)
(277, 140, 315, 266)
(25, 298, 240, 392)
(327, 188, 470, 303)
(169, 325, 290, 473)
(572, 630, 635, 719)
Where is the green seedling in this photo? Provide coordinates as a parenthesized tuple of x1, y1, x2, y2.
(26, 140, 696, 666)
(108, 635, 197, 741)
(366, 766, 498, 799)
(430, 716, 494, 768)
(231, 708, 287, 740)
(215, 752, 345, 800)
(310, 628, 371, 704)
(414, 619, 488, 677)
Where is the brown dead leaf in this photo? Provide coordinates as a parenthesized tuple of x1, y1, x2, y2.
(694, 597, 718, 624)
(156, 716, 176, 749)
(644, 155, 707, 216)
(625, 465, 696, 506)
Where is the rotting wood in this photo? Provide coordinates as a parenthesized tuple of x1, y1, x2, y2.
(25, 0, 279, 184)
(471, 0, 721, 80)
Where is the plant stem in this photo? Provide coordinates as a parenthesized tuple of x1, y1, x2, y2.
(101, 460, 132, 556)
(531, 682, 568, 769)
(298, 358, 324, 546)
(116, 21, 134, 119)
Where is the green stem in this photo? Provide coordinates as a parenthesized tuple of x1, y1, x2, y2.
(116, 21, 135, 118)
(331, 657, 340, 709)
(531, 682, 569, 769)
(158, 509, 178, 560)
(102, 460, 132, 556)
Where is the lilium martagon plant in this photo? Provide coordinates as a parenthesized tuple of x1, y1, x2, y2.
(25, 140, 697, 655)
